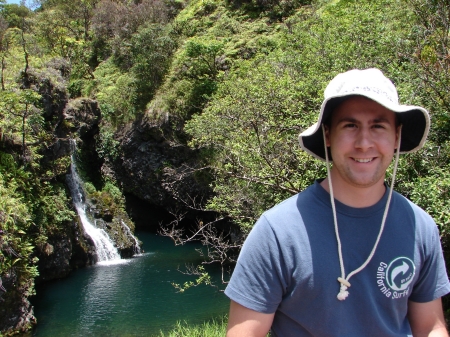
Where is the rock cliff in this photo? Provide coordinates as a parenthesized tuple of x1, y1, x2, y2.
(104, 115, 212, 231)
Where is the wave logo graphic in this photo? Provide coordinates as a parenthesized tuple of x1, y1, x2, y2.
(386, 257, 416, 292)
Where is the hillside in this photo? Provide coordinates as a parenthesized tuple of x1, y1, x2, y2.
(0, 0, 450, 334)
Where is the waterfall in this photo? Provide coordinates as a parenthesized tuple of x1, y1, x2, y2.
(66, 141, 121, 263)
(121, 220, 142, 255)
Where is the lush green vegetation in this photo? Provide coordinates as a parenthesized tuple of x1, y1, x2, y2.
(155, 315, 269, 337)
(157, 316, 227, 337)
(1, 0, 450, 334)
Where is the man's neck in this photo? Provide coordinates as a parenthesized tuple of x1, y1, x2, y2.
(319, 176, 386, 208)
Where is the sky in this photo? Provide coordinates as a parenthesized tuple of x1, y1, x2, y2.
(5, 0, 36, 6)
(4, 0, 36, 9)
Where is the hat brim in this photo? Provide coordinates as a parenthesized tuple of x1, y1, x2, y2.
(299, 94, 430, 162)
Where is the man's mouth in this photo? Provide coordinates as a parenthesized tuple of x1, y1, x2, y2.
(353, 158, 374, 163)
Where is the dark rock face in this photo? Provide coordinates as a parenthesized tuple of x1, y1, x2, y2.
(35, 220, 94, 284)
(124, 193, 174, 230)
(36, 232, 73, 283)
(108, 116, 212, 231)
(29, 60, 72, 165)
(0, 273, 36, 336)
(64, 98, 101, 140)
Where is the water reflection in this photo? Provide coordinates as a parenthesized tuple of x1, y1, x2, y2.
(31, 233, 229, 337)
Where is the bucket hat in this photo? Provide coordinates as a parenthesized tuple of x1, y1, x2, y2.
(298, 68, 430, 161)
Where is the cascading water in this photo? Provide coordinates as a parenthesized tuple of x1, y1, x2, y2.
(66, 140, 121, 263)
(121, 220, 142, 255)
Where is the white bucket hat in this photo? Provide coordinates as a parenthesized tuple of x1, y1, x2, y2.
(299, 68, 430, 161)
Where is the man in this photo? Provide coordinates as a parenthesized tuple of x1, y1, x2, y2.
(225, 68, 450, 336)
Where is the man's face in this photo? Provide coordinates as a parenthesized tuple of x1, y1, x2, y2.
(325, 96, 399, 190)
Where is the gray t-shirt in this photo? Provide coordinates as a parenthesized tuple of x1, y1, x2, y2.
(225, 180, 450, 337)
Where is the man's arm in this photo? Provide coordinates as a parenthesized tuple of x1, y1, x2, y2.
(408, 298, 449, 337)
(226, 300, 275, 337)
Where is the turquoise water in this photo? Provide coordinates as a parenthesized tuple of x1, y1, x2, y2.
(30, 232, 229, 336)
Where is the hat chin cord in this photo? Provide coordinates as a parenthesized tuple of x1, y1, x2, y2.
(321, 124, 402, 301)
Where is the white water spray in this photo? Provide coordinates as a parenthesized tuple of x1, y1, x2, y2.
(67, 141, 121, 263)
(121, 220, 142, 255)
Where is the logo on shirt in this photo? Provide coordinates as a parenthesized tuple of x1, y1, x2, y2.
(376, 257, 416, 299)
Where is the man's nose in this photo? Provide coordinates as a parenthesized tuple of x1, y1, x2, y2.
(355, 127, 374, 150)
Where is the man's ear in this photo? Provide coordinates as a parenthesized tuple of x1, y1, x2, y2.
(323, 124, 331, 147)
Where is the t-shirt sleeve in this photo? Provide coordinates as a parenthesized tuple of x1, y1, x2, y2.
(408, 208, 450, 303)
(224, 214, 288, 314)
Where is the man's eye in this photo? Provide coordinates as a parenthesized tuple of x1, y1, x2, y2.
(373, 124, 385, 129)
(344, 123, 357, 128)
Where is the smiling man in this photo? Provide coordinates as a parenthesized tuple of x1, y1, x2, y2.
(225, 68, 450, 337)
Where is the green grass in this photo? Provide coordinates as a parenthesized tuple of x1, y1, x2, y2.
(157, 316, 227, 337)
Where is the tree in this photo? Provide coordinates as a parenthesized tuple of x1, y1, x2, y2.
(0, 3, 34, 86)
(0, 155, 38, 334)
(407, 0, 450, 145)
(400, 3, 450, 313)
(185, 56, 319, 231)
(0, 89, 42, 165)
(130, 23, 176, 110)
(0, 15, 9, 91)
(226, 0, 312, 21)
(91, 0, 170, 68)
(33, 7, 96, 82)
(38, 0, 99, 41)
(0, 3, 32, 29)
